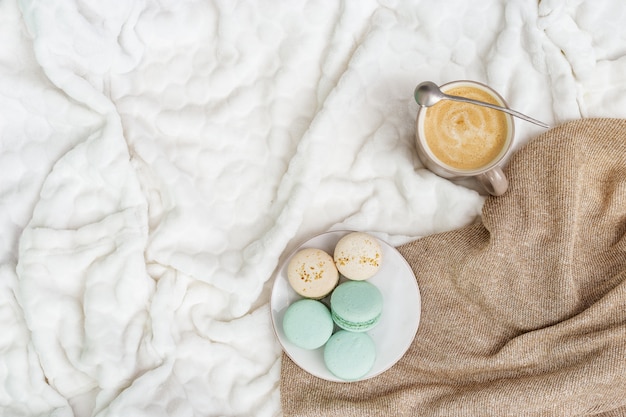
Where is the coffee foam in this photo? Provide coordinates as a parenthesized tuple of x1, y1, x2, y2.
(423, 86, 509, 171)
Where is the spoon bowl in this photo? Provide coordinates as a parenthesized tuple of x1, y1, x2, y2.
(414, 81, 447, 107)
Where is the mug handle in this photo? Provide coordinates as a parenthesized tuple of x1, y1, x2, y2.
(476, 167, 508, 196)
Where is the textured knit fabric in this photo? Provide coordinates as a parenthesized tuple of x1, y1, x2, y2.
(280, 118, 626, 416)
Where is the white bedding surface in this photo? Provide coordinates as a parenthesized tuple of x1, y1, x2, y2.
(2, 0, 626, 416)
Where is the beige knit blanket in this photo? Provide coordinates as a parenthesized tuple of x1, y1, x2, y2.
(280, 118, 626, 416)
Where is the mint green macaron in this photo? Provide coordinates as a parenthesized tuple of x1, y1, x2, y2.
(330, 280, 383, 332)
(282, 299, 334, 350)
(324, 330, 376, 381)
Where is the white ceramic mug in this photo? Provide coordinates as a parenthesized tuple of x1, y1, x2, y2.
(415, 80, 515, 196)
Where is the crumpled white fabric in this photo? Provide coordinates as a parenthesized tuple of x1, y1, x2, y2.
(2, 0, 626, 416)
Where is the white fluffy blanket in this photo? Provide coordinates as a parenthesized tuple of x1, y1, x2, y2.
(2, 0, 626, 416)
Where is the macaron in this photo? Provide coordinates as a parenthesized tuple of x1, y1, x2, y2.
(282, 299, 334, 350)
(287, 248, 339, 299)
(324, 330, 376, 381)
(333, 232, 383, 280)
(330, 280, 383, 332)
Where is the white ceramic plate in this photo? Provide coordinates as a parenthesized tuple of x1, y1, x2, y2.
(270, 230, 421, 382)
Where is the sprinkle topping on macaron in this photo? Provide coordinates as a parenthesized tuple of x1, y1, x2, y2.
(287, 248, 339, 299)
(334, 232, 382, 280)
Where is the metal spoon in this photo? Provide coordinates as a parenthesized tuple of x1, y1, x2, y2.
(414, 81, 550, 129)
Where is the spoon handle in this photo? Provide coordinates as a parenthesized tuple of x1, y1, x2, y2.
(443, 94, 550, 129)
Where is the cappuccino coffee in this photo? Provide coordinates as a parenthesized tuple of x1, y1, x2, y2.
(422, 85, 509, 171)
